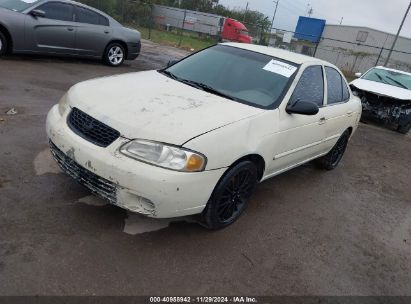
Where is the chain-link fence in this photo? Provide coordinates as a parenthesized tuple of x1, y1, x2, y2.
(264, 27, 411, 76)
(80, 1, 411, 73)
(79, 1, 220, 50)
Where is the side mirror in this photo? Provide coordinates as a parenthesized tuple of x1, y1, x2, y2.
(167, 59, 179, 68)
(286, 100, 319, 116)
(355, 72, 362, 78)
(30, 9, 46, 18)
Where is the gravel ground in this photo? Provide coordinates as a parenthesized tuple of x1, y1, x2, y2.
(0, 40, 410, 296)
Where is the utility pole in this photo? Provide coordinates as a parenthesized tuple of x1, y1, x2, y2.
(384, 0, 411, 66)
(270, 0, 280, 32)
(243, 2, 249, 22)
(307, 7, 313, 17)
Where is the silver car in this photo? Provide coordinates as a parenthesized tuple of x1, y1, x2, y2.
(0, 0, 141, 66)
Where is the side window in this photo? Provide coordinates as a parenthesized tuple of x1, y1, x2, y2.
(75, 6, 109, 26)
(342, 79, 350, 101)
(325, 67, 349, 104)
(290, 66, 324, 107)
(36, 2, 74, 21)
(99, 15, 110, 26)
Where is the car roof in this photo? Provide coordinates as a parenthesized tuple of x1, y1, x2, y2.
(221, 42, 329, 66)
(373, 66, 411, 76)
(28, 0, 117, 22)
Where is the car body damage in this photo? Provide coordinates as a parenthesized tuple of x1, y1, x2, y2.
(350, 86, 411, 134)
(350, 67, 411, 134)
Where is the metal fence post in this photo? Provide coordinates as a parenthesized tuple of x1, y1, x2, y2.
(178, 9, 187, 47)
(148, 4, 153, 40)
(121, 0, 125, 23)
(259, 24, 264, 45)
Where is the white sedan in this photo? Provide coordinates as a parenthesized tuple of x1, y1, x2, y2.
(46, 43, 361, 229)
(350, 66, 411, 134)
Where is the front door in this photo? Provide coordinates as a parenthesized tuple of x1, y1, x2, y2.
(25, 2, 76, 54)
(268, 65, 328, 175)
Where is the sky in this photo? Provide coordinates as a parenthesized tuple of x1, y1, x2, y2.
(217, 0, 411, 38)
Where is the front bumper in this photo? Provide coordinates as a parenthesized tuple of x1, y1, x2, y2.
(46, 105, 226, 218)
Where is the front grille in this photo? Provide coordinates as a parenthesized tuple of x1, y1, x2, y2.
(50, 141, 117, 204)
(67, 108, 120, 147)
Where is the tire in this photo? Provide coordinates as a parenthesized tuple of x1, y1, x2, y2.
(201, 161, 258, 230)
(104, 43, 125, 67)
(315, 130, 350, 171)
(397, 123, 411, 134)
(0, 31, 7, 57)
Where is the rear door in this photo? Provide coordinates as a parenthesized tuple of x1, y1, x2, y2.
(320, 66, 357, 151)
(24, 1, 76, 54)
(73, 5, 112, 57)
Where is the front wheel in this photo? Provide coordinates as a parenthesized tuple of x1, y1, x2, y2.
(315, 130, 350, 170)
(201, 161, 258, 230)
(0, 31, 7, 57)
(104, 43, 125, 67)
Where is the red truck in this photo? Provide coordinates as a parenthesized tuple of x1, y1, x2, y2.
(221, 18, 252, 44)
(153, 5, 253, 44)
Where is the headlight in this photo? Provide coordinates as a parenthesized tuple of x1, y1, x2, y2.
(58, 93, 68, 116)
(120, 140, 207, 172)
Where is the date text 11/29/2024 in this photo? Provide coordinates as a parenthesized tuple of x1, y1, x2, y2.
(149, 297, 258, 303)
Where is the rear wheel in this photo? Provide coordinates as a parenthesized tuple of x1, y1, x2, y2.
(316, 130, 350, 170)
(0, 31, 7, 57)
(201, 161, 258, 230)
(104, 43, 125, 67)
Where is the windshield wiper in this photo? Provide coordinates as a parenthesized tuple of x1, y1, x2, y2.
(385, 76, 408, 89)
(179, 79, 239, 101)
(160, 70, 239, 101)
(160, 70, 180, 81)
(374, 73, 389, 84)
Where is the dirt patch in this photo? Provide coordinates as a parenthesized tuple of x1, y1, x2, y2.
(77, 195, 108, 207)
(0, 178, 11, 188)
(33, 149, 61, 176)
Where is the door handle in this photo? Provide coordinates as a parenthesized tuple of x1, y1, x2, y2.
(67, 27, 74, 32)
(104, 30, 110, 34)
(319, 117, 326, 124)
(347, 111, 354, 116)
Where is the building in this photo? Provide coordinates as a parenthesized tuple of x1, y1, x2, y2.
(315, 24, 411, 73)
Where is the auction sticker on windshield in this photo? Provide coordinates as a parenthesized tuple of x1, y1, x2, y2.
(263, 59, 297, 78)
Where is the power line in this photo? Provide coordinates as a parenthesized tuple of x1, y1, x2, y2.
(280, 0, 306, 13)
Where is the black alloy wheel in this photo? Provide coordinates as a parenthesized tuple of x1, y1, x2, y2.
(316, 130, 350, 170)
(202, 161, 258, 230)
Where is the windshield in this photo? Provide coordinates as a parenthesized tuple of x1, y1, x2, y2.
(0, 0, 40, 11)
(363, 68, 411, 90)
(239, 30, 249, 36)
(163, 45, 298, 109)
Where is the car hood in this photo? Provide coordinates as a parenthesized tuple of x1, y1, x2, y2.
(67, 71, 264, 145)
(350, 78, 411, 100)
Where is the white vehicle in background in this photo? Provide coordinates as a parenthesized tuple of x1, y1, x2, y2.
(350, 66, 411, 134)
(47, 43, 361, 230)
